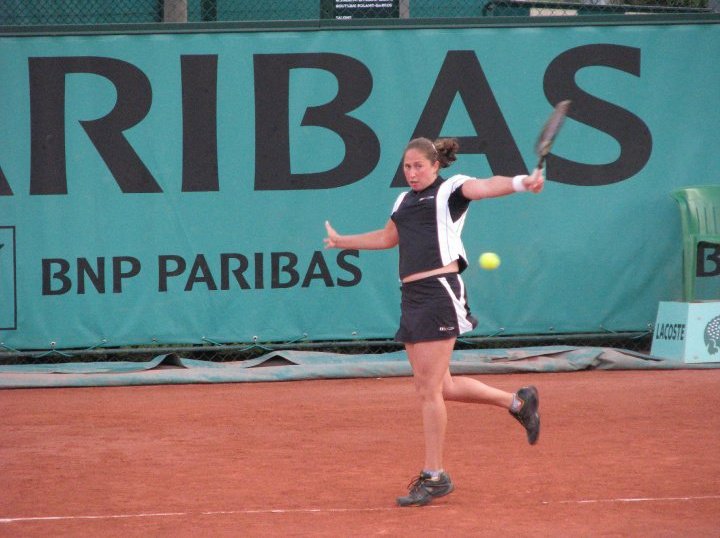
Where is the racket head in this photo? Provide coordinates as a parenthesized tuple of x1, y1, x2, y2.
(535, 100, 571, 166)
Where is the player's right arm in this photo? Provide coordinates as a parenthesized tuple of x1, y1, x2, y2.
(461, 168, 544, 200)
(324, 219, 398, 250)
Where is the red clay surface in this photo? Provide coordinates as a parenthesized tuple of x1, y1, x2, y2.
(2, 369, 719, 537)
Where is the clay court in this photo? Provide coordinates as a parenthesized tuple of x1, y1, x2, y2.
(2, 367, 719, 536)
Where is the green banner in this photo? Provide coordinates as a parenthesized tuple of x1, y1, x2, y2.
(1, 21, 719, 350)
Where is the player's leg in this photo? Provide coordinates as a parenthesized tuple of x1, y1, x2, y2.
(443, 371, 540, 445)
(438, 271, 540, 443)
(442, 372, 514, 407)
(406, 338, 455, 471)
(397, 338, 455, 507)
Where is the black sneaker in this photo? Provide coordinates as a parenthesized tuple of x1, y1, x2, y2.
(510, 385, 540, 445)
(396, 471, 454, 507)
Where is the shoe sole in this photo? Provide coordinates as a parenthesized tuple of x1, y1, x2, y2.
(528, 386, 540, 445)
(517, 386, 540, 445)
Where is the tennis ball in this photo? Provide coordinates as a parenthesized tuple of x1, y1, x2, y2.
(479, 252, 501, 270)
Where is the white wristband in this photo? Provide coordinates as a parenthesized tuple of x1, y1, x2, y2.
(512, 174, 528, 192)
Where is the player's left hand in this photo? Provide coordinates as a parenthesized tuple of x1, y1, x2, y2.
(323, 220, 340, 249)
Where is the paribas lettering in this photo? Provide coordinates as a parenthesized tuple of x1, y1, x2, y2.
(0, 44, 651, 197)
(41, 250, 361, 295)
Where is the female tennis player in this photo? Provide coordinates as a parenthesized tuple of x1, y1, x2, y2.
(323, 137, 542, 507)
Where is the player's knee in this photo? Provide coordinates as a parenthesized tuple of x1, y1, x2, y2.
(413, 380, 443, 402)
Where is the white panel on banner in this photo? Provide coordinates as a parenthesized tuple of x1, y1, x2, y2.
(652, 301, 720, 363)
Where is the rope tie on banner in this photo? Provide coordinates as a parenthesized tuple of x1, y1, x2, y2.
(32, 342, 74, 360)
(201, 333, 309, 352)
(457, 327, 505, 345)
(285, 333, 309, 345)
(0, 342, 20, 353)
(84, 338, 109, 350)
(600, 325, 652, 340)
(201, 336, 224, 346)
(22, 339, 109, 360)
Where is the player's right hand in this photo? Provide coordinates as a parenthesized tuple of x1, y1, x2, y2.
(525, 168, 545, 193)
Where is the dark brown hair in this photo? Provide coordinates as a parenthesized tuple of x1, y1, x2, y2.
(404, 137, 459, 169)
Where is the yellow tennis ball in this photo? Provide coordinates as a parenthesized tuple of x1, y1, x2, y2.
(479, 252, 501, 270)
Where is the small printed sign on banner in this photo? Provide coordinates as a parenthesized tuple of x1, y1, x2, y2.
(321, 0, 399, 19)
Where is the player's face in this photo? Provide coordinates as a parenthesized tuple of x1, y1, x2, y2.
(403, 149, 439, 191)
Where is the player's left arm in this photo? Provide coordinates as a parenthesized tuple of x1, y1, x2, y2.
(461, 168, 544, 200)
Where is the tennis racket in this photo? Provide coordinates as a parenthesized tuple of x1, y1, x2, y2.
(535, 100, 571, 170)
